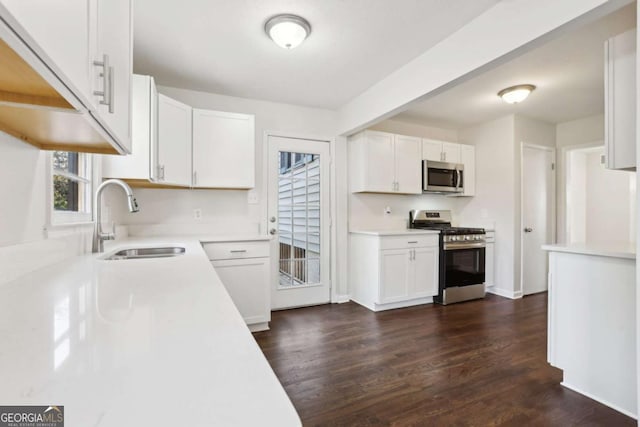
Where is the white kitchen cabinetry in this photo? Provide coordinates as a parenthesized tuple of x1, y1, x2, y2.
(157, 94, 192, 187)
(0, 0, 133, 153)
(103, 74, 158, 181)
(484, 231, 495, 290)
(422, 139, 461, 163)
(604, 29, 636, 171)
(456, 144, 475, 197)
(202, 240, 270, 332)
(349, 232, 439, 311)
(192, 109, 255, 188)
(349, 130, 421, 194)
(90, 0, 133, 151)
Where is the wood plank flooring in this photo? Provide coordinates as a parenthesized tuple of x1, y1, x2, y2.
(254, 294, 635, 426)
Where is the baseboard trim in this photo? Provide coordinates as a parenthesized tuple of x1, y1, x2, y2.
(351, 296, 434, 312)
(561, 381, 637, 420)
(249, 322, 269, 333)
(333, 294, 351, 304)
(486, 287, 522, 299)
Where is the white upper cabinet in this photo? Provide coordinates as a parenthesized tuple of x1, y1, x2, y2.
(0, 0, 93, 100)
(394, 134, 422, 194)
(422, 139, 443, 162)
(455, 144, 475, 197)
(90, 0, 132, 152)
(605, 29, 636, 171)
(192, 109, 255, 188)
(157, 94, 192, 187)
(103, 74, 157, 181)
(349, 130, 421, 194)
(0, 0, 132, 154)
(422, 139, 461, 163)
(442, 142, 461, 164)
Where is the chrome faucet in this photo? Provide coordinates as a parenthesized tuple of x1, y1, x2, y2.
(92, 179, 139, 253)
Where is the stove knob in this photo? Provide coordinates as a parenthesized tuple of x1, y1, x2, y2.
(475, 236, 481, 240)
(464, 236, 471, 241)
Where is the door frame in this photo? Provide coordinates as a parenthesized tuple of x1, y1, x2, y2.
(263, 130, 338, 304)
(519, 142, 556, 296)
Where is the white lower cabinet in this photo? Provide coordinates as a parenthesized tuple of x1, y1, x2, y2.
(484, 231, 495, 290)
(203, 240, 270, 332)
(350, 232, 439, 311)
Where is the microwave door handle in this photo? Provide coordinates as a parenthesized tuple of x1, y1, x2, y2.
(456, 169, 461, 191)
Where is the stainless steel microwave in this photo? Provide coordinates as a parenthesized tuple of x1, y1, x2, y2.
(422, 160, 464, 193)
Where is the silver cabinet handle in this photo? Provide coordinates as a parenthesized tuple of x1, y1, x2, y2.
(93, 54, 114, 113)
(408, 241, 418, 244)
(230, 250, 247, 253)
(193, 171, 198, 186)
(158, 165, 165, 180)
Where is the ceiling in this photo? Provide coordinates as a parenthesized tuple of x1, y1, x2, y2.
(132, 0, 499, 109)
(394, 3, 637, 128)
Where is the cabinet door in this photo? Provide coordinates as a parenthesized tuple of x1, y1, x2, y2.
(394, 135, 422, 194)
(422, 139, 443, 161)
(411, 247, 439, 297)
(0, 0, 92, 101)
(157, 94, 192, 186)
(379, 249, 411, 303)
(442, 142, 461, 164)
(92, 0, 132, 152)
(212, 258, 270, 325)
(102, 74, 155, 180)
(365, 131, 396, 192)
(485, 242, 495, 288)
(459, 144, 475, 196)
(605, 29, 636, 171)
(192, 109, 255, 188)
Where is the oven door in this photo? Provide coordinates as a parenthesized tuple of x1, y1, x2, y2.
(423, 160, 464, 193)
(443, 244, 485, 287)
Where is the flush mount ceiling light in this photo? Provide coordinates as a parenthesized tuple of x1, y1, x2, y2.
(265, 14, 311, 49)
(498, 84, 536, 104)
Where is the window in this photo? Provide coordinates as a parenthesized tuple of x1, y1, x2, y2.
(50, 151, 93, 225)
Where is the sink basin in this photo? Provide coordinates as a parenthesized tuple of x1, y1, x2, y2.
(103, 246, 186, 260)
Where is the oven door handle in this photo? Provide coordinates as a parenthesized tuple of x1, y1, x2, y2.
(443, 242, 486, 250)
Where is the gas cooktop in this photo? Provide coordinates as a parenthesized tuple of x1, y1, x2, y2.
(408, 210, 485, 235)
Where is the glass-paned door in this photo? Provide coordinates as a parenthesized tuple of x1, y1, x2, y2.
(268, 136, 330, 309)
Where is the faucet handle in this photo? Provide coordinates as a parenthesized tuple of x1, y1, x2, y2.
(102, 222, 116, 241)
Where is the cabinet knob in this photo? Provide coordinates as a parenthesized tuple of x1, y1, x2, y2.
(269, 228, 277, 235)
(524, 227, 533, 233)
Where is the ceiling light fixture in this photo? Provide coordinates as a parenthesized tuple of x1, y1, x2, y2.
(498, 84, 536, 104)
(265, 14, 311, 49)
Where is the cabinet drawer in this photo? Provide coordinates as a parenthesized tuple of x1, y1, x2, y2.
(379, 235, 438, 250)
(202, 241, 269, 260)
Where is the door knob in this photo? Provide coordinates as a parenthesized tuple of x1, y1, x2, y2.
(524, 227, 533, 233)
(269, 228, 277, 235)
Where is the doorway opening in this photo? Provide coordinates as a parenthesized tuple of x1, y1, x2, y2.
(565, 144, 636, 245)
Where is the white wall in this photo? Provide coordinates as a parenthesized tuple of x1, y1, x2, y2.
(556, 114, 605, 243)
(457, 115, 517, 297)
(349, 119, 461, 230)
(0, 133, 47, 247)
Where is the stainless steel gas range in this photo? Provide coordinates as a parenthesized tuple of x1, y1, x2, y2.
(409, 210, 486, 305)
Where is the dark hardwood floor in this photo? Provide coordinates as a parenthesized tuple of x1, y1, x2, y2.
(254, 294, 635, 426)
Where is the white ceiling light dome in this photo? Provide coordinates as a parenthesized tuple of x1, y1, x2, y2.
(498, 84, 536, 104)
(265, 14, 311, 49)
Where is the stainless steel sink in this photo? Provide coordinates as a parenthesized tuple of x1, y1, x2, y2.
(103, 246, 186, 260)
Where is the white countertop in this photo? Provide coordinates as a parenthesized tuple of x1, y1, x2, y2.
(0, 237, 300, 427)
(542, 242, 636, 260)
(349, 229, 440, 236)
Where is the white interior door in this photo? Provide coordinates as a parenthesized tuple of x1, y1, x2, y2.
(522, 145, 555, 295)
(267, 135, 331, 309)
